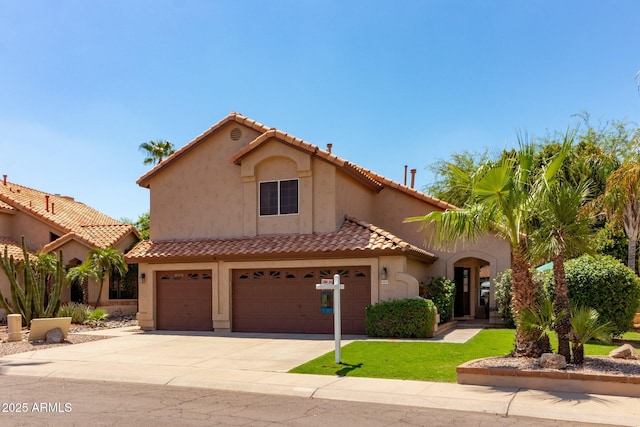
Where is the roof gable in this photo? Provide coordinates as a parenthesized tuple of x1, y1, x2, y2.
(137, 112, 271, 188)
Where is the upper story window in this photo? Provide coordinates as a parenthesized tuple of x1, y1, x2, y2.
(259, 179, 299, 216)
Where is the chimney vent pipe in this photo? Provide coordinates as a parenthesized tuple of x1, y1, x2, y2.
(410, 169, 417, 189)
(51, 203, 55, 215)
(327, 143, 332, 154)
(45, 195, 50, 212)
(2, 175, 6, 186)
(403, 165, 408, 186)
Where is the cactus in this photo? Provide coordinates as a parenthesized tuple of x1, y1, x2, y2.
(0, 237, 65, 325)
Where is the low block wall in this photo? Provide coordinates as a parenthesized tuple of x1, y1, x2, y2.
(457, 359, 640, 397)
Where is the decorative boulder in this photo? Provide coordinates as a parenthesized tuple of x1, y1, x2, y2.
(609, 344, 640, 360)
(539, 353, 567, 369)
(44, 327, 65, 344)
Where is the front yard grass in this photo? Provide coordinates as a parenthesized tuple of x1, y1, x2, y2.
(289, 328, 638, 383)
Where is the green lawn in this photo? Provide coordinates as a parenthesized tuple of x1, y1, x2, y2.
(289, 329, 638, 383)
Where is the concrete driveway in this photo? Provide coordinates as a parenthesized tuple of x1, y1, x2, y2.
(0, 329, 361, 394)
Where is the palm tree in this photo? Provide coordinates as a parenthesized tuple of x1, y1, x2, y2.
(139, 140, 175, 165)
(407, 134, 571, 357)
(529, 180, 594, 361)
(599, 160, 640, 273)
(66, 262, 98, 305)
(570, 306, 613, 365)
(68, 248, 127, 309)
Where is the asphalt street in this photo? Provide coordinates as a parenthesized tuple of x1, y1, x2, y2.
(0, 376, 616, 427)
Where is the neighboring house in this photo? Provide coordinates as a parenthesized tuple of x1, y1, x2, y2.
(0, 178, 140, 315)
(126, 113, 511, 333)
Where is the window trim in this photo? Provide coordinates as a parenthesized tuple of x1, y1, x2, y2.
(258, 178, 300, 217)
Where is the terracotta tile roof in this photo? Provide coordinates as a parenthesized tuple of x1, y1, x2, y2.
(227, 116, 455, 208)
(126, 216, 436, 263)
(230, 129, 384, 192)
(0, 180, 138, 250)
(0, 200, 15, 212)
(0, 237, 30, 261)
(137, 112, 271, 188)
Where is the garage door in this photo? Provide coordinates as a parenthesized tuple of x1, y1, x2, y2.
(232, 267, 370, 334)
(156, 270, 212, 331)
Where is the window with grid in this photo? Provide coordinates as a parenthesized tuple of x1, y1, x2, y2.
(259, 179, 299, 216)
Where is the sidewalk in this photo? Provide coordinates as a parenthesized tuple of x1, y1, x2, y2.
(0, 327, 638, 426)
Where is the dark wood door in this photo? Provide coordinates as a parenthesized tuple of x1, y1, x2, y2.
(454, 267, 470, 317)
(232, 267, 370, 334)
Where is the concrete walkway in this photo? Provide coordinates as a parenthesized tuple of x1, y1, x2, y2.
(1, 327, 638, 426)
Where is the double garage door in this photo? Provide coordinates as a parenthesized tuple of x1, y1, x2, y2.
(155, 266, 371, 333)
(232, 267, 371, 334)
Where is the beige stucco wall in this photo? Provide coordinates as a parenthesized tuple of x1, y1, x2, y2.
(10, 211, 66, 251)
(0, 211, 13, 236)
(334, 169, 375, 226)
(148, 123, 262, 240)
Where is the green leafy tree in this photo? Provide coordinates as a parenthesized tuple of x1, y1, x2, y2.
(66, 262, 98, 305)
(139, 140, 175, 165)
(598, 160, 640, 273)
(407, 133, 571, 357)
(135, 211, 150, 240)
(424, 149, 493, 207)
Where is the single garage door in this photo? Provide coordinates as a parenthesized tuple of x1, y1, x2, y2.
(232, 267, 370, 334)
(156, 270, 212, 331)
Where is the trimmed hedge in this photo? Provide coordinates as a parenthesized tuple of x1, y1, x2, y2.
(563, 255, 640, 336)
(365, 298, 436, 338)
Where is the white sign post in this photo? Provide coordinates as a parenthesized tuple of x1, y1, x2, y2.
(316, 274, 345, 363)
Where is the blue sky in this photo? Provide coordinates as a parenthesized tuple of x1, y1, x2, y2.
(1, 0, 639, 221)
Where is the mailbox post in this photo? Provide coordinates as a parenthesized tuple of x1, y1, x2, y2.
(316, 274, 344, 363)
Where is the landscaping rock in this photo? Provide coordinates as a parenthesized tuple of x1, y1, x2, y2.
(609, 344, 640, 360)
(539, 353, 567, 369)
(44, 327, 64, 344)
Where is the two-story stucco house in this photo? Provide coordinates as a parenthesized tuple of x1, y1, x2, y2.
(0, 178, 140, 315)
(126, 113, 511, 333)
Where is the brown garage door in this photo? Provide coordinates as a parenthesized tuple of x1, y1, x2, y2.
(232, 267, 370, 334)
(156, 270, 212, 331)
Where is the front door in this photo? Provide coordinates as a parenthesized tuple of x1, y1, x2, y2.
(454, 267, 471, 317)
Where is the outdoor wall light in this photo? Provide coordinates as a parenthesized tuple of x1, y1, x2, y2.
(380, 267, 387, 280)
(140, 272, 146, 283)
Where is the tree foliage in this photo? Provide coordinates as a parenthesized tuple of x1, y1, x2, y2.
(139, 140, 175, 165)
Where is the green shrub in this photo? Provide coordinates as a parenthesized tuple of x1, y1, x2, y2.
(423, 277, 455, 323)
(86, 308, 109, 327)
(564, 255, 640, 336)
(365, 298, 436, 338)
(57, 302, 92, 324)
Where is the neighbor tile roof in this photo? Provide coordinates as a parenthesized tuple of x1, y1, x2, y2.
(0, 180, 138, 250)
(0, 237, 28, 261)
(137, 112, 456, 210)
(125, 216, 436, 263)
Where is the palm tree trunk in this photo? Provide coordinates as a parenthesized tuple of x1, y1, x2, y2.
(511, 244, 545, 357)
(552, 253, 571, 362)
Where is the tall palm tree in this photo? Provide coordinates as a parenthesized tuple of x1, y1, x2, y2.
(599, 160, 640, 273)
(529, 180, 594, 361)
(407, 134, 572, 357)
(139, 140, 175, 165)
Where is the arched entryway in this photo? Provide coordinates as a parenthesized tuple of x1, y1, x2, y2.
(450, 255, 493, 319)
